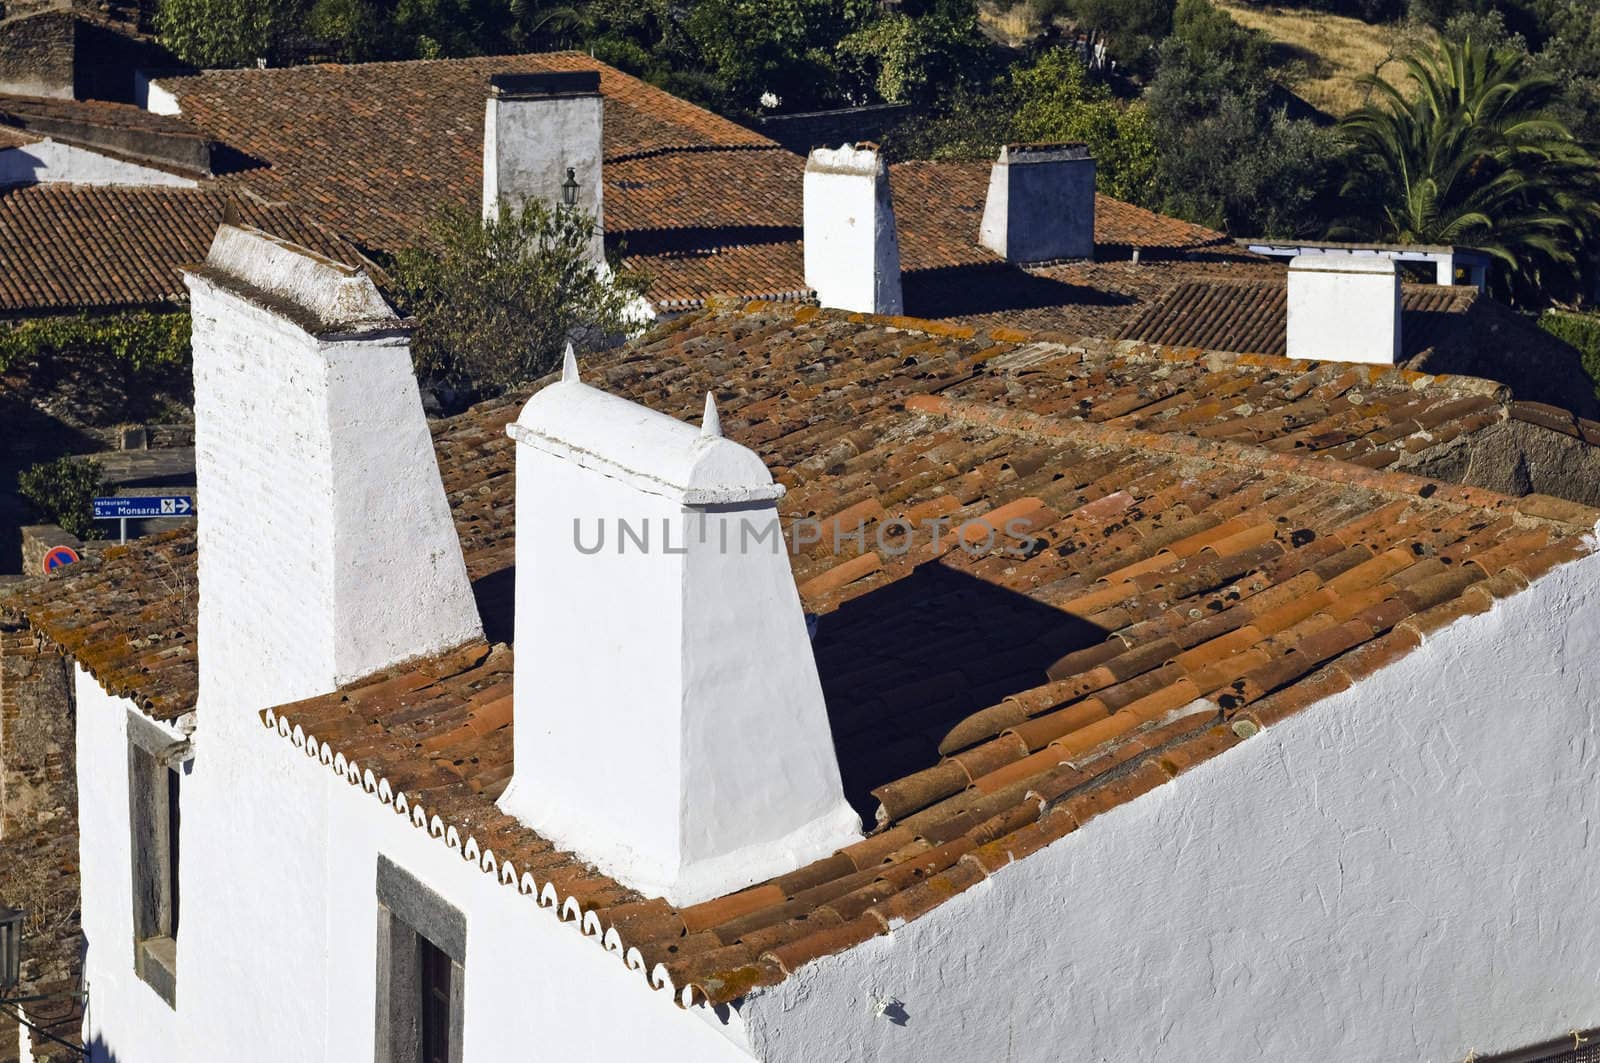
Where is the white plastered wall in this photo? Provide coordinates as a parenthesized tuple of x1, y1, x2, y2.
(736, 546, 1600, 1063)
(188, 276, 479, 706)
(169, 703, 756, 1063)
(482, 91, 604, 265)
(73, 667, 180, 1063)
(802, 146, 903, 315)
(0, 141, 198, 188)
(1286, 255, 1402, 365)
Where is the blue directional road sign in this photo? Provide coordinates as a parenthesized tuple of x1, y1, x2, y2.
(92, 496, 194, 520)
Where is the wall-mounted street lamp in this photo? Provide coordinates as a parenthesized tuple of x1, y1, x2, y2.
(560, 167, 580, 210)
(0, 906, 22, 990)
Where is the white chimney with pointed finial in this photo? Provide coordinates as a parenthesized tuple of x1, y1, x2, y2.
(497, 348, 860, 905)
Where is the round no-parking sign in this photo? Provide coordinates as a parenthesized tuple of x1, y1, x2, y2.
(42, 545, 79, 573)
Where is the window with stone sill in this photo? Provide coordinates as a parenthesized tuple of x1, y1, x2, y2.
(126, 709, 189, 1009)
(375, 855, 465, 1063)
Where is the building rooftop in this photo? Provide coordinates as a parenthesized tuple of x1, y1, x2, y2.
(6, 302, 1597, 1010)
(1120, 278, 1600, 418)
(0, 184, 360, 312)
(0, 52, 1244, 327)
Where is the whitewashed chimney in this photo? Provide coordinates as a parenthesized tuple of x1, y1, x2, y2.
(803, 143, 903, 315)
(483, 70, 604, 265)
(183, 225, 482, 716)
(979, 142, 1096, 263)
(1286, 254, 1402, 364)
(497, 354, 861, 905)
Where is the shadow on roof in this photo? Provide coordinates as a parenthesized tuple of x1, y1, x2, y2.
(208, 142, 270, 177)
(903, 263, 1136, 322)
(809, 559, 1108, 822)
(609, 224, 804, 258)
(470, 565, 515, 646)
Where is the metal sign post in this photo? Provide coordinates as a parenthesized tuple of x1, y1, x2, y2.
(92, 496, 195, 545)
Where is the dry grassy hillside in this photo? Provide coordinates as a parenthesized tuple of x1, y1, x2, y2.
(1215, 1, 1435, 114)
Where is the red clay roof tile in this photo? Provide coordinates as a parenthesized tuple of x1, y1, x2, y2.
(8, 301, 1598, 1011)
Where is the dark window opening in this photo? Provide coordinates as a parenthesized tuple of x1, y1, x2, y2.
(420, 935, 452, 1063)
(126, 710, 189, 1009)
(376, 855, 465, 1063)
(166, 766, 180, 938)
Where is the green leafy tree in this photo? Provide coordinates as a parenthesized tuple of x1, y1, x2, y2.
(158, 0, 580, 65)
(585, 0, 999, 114)
(837, 10, 988, 106)
(156, 0, 301, 67)
(1337, 35, 1600, 303)
(588, 0, 878, 114)
(1028, 0, 1174, 73)
(1530, 0, 1600, 148)
(19, 457, 106, 540)
(885, 48, 1160, 205)
(391, 200, 647, 396)
(1145, 0, 1345, 235)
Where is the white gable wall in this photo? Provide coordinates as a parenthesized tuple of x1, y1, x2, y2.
(166, 704, 755, 1062)
(73, 667, 180, 1063)
(0, 140, 199, 188)
(736, 544, 1600, 1062)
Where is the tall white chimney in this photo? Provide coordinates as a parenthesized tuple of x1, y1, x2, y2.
(183, 225, 483, 716)
(483, 71, 604, 266)
(1286, 254, 1402, 364)
(979, 142, 1096, 263)
(497, 352, 860, 905)
(803, 143, 903, 315)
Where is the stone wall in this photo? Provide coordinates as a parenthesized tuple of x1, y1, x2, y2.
(0, 622, 74, 840)
(1398, 418, 1600, 508)
(0, 11, 74, 99)
(0, 625, 82, 1063)
(746, 103, 914, 155)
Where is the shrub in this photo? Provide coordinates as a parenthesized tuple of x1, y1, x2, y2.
(18, 457, 106, 539)
(1540, 310, 1600, 398)
(1146, 1, 1347, 236)
(885, 47, 1160, 206)
(837, 10, 988, 106)
(390, 200, 648, 396)
(0, 313, 190, 376)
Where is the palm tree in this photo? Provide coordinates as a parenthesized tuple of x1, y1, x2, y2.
(1336, 36, 1600, 305)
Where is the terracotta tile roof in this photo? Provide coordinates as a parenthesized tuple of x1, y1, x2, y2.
(257, 307, 1596, 1007)
(0, 532, 197, 719)
(151, 54, 1231, 319)
(905, 255, 1283, 337)
(0, 124, 40, 149)
(0, 51, 1235, 322)
(0, 92, 199, 139)
(161, 53, 775, 255)
(1120, 278, 1600, 419)
(3, 301, 1553, 718)
(1123, 278, 1471, 357)
(14, 303, 1592, 1012)
(0, 184, 361, 312)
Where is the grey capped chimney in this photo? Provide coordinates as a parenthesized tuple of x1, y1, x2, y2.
(979, 142, 1096, 264)
(483, 70, 604, 265)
